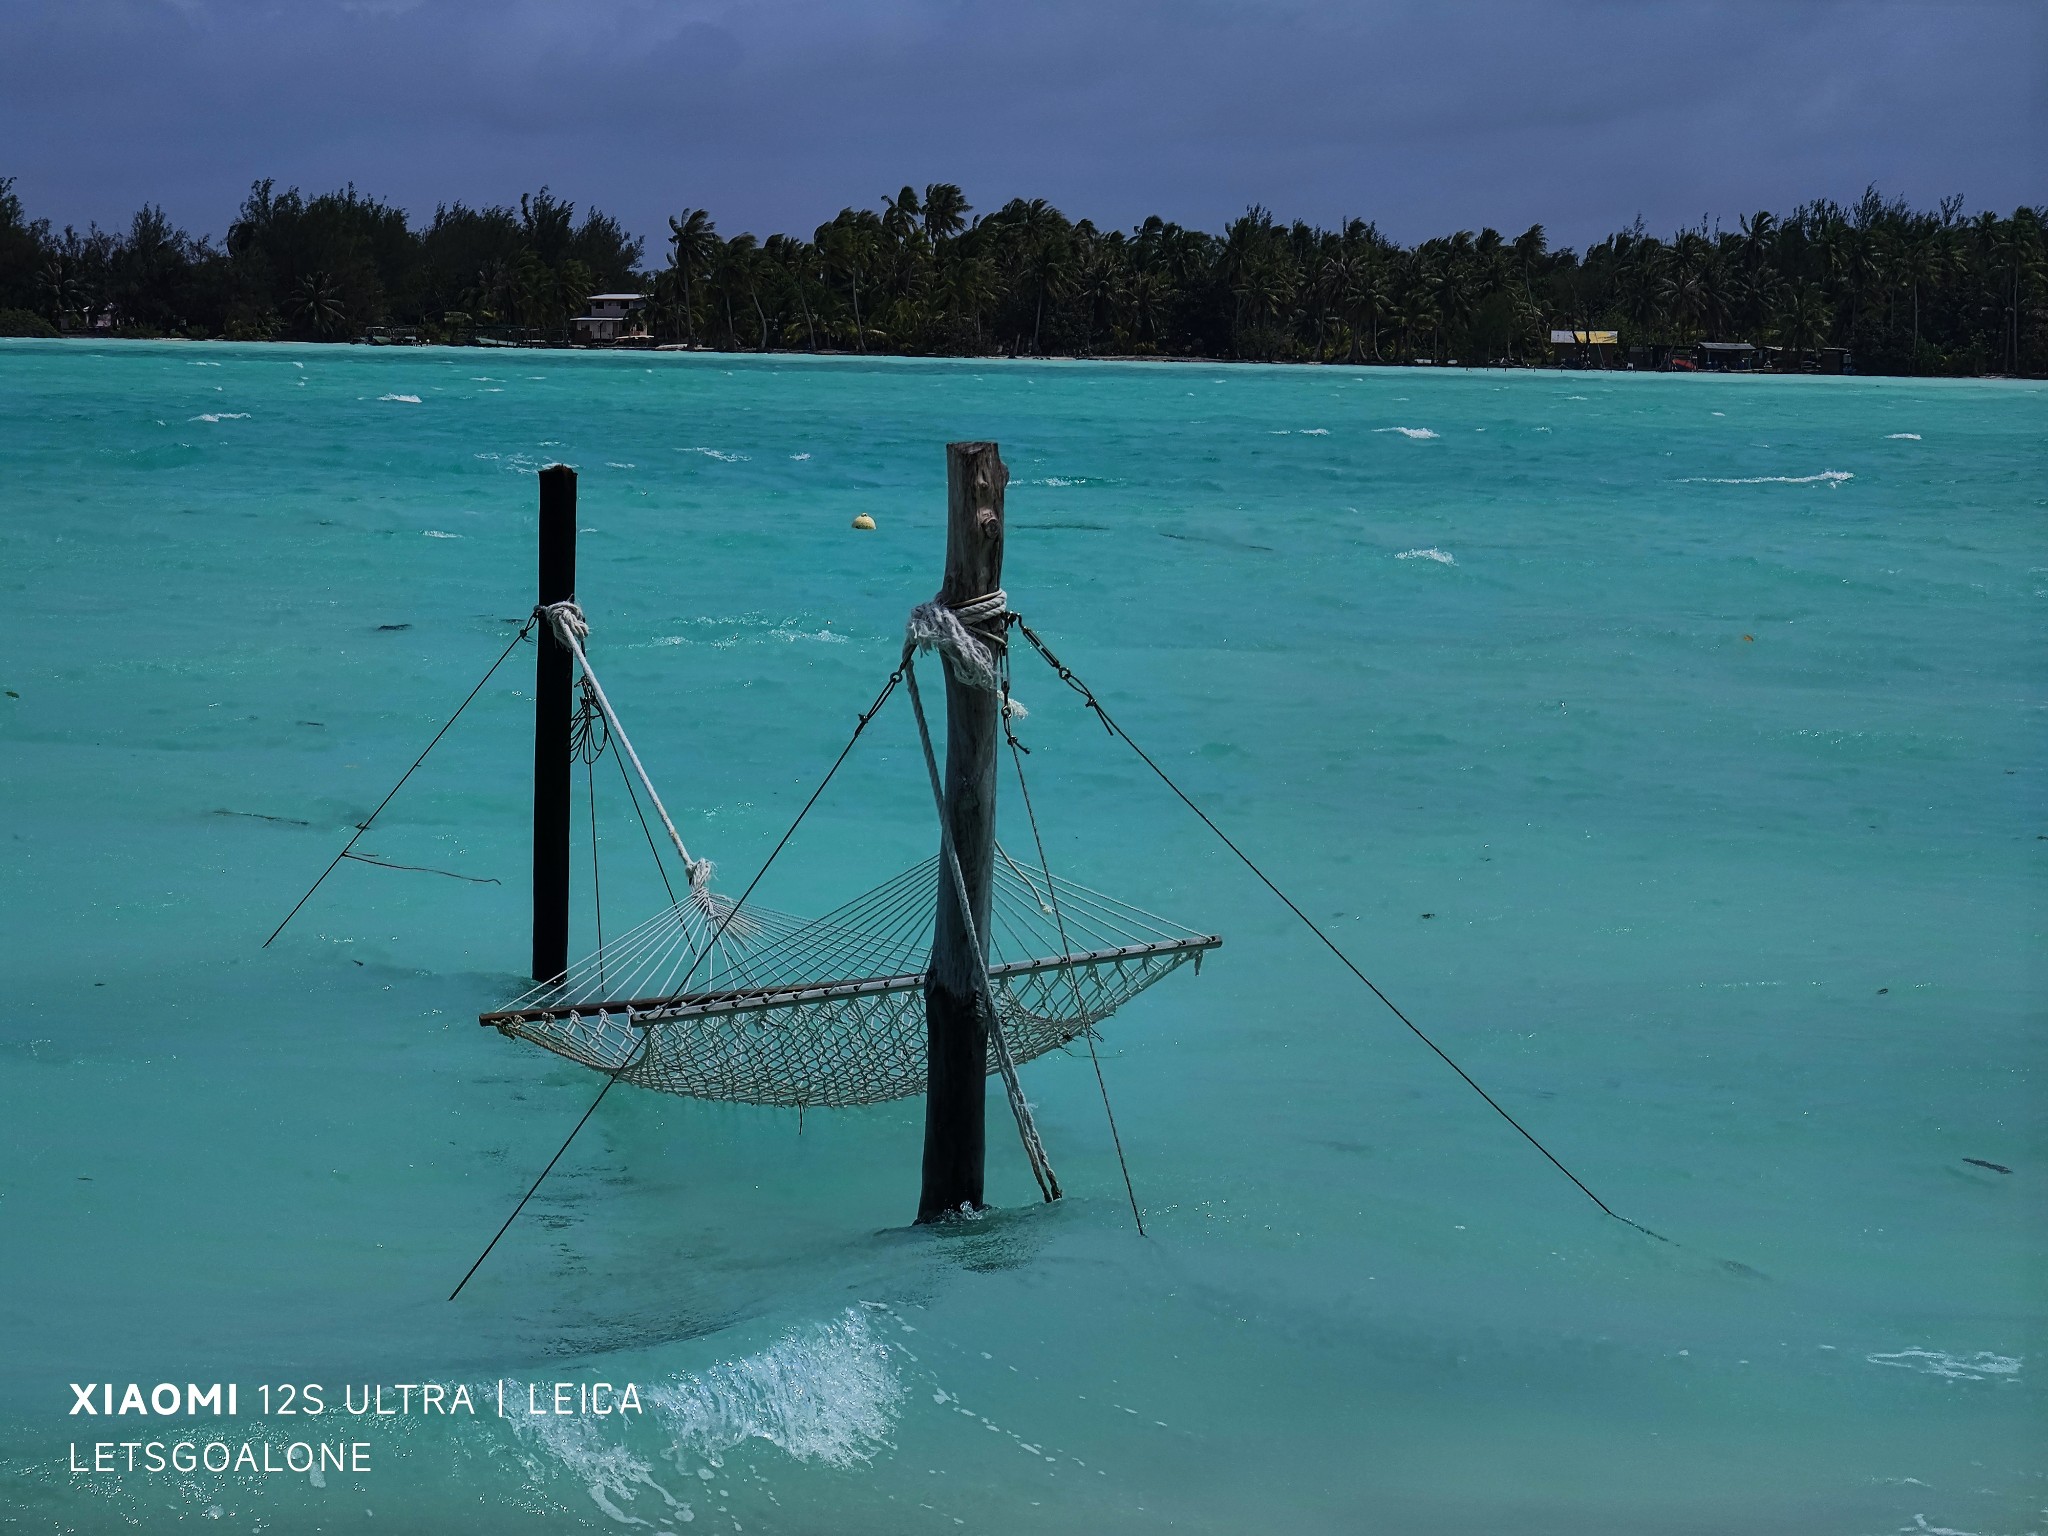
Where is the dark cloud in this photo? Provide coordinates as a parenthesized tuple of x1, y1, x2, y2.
(3, 0, 2040, 250)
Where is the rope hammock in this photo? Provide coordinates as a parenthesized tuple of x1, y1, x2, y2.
(481, 857, 1216, 1107)
(478, 599, 1218, 1114)
(263, 547, 1674, 1293)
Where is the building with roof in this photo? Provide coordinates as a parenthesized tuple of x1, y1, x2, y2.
(573, 294, 649, 345)
(1550, 328, 1619, 368)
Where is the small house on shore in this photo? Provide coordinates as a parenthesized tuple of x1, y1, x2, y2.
(1695, 341, 1756, 372)
(573, 294, 649, 345)
(1550, 328, 1619, 368)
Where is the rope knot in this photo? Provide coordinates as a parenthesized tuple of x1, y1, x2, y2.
(904, 588, 1008, 692)
(539, 600, 589, 651)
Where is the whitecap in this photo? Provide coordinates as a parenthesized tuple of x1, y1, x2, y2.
(653, 1307, 904, 1465)
(378, 393, 423, 404)
(1269, 429, 1292, 435)
(682, 447, 748, 463)
(1681, 470, 1852, 486)
(1396, 547, 1456, 565)
(1375, 427, 1438, 440)
(772, 627, 849, 645)
(605, 462, 636, 469)
(189, 412, 250, 423)
(1866, 1348, 2020, 1381)
(1299, 427, 1330, 435)
(1886, 432, 1922, 440)
(423, 530, 462, 539)
(790, 452, 812, 461)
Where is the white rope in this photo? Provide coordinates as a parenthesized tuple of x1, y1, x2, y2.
(902, 651, 1061, 1204)
(904, 588, 1007, 694)
(539, 601, 715, 895)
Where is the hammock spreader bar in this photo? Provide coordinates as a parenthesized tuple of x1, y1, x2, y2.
(480, 934, 1219, 1029)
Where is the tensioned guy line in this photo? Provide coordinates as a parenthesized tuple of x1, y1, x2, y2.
(1011, 615, 1671, 1246)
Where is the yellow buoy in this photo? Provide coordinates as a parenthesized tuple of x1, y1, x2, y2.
(852, 514, 876, 530)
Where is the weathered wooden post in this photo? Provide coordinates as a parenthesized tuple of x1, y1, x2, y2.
(917, 442, 1009, 1222)
(532, 465, 576, 984)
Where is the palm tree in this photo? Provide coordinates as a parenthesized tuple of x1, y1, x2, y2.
(1774, 281, 1828, 357)
(819, 211, 882, 350)
(921, 184, 969, 243)
(710, 234, 761, 349)
(37, 256, 85, 329)
(288, 270, 348, 338)
(1895, 229, 1951, 370)
(665, 209, 716, 345)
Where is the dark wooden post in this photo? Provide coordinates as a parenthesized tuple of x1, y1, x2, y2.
(918, 442, 1009, 1222)
(532, 465, 576, 984)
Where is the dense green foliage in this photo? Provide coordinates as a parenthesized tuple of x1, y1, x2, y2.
(2, 178, 2041, 374)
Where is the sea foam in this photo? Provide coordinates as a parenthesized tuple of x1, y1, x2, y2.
(1681, 470, 1853, 486)
(1886, 432, 1922, 440)
(189, 412, 249, 423)
(1376, 427, 1439, 440)
(378, 393, 422, 404)
(1865, 1348, 2021, 1380)
(504, 1307, 903, 1526)
(1396, 548, 1455, 564)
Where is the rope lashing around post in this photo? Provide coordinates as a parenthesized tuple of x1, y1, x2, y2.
(901, 589, 1062, 1204)
(904, 588, 1013, 698)
(539, 601, 715, 897)
(1009, 615, 1672, 1247)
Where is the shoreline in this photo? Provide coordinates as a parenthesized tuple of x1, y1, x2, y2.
(1, 333, 2034, 382)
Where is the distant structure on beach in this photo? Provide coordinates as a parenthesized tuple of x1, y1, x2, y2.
(1550, 328, 1619, 368)
(1549, 330, 1856, 374)
(571, 294, 649, 345)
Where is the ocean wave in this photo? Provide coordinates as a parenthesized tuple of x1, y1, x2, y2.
(772, 627, 848, 645)
(1681, 470, 1853, 486)
(606, 462, 636, 469)
(189, 412, 249, 423)
(790, 452, 812, 461)
(506, 1307, 902, 1526)
(422, 530, 462, 539)
(654, 614, 850, 648)
(1866, 1348, 2021, 1381)
(1298, 427, 1330, 435)
(379, 393, 423, 404)
(682, 447, 749, 463)
(1396, 547, 1456, 565)
(1375, 427, 1439, 440)
(1885, 432, 1922, 440)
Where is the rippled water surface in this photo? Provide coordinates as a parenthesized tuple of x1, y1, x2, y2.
(1, 341, 2042, 1533)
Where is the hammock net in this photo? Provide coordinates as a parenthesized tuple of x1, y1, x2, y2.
(481, 854, 1219, 1107)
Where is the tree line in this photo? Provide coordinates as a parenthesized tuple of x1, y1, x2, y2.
(2, 177, 2041, 375)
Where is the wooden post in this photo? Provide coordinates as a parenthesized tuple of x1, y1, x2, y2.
(532, 465, 576, 984)
(917, 442, 1009, 1222)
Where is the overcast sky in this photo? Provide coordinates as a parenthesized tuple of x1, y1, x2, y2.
(3, 0, 2041, 253)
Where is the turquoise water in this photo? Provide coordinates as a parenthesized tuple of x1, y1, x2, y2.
(1, 341, 2041, 1533)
